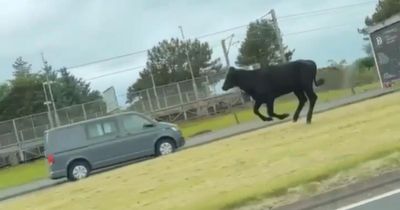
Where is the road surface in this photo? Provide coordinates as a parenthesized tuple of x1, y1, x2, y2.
(337, 189, 400, 210)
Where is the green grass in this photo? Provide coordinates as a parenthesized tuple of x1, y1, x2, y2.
(179, 83, 381, 138)
(0, 82, 385, 192)
(1, 92, 399, 210)
(0, 159, 47, 190)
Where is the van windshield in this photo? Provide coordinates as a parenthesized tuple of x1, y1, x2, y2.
(122, 114, 153, 133)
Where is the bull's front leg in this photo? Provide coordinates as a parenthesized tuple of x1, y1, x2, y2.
(253, 101, 273, 121)
(266, 98, 289, 120)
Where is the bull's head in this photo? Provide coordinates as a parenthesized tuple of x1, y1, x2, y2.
(222, 67, 237, 91)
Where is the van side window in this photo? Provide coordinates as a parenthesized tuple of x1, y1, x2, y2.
(122, 115, 152, 133)
(87, 121, 117, 139)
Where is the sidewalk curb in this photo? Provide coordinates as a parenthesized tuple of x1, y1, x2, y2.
(0, 180, 65, 202)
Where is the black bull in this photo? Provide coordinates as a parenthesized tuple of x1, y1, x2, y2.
(222, 60, 325, 124)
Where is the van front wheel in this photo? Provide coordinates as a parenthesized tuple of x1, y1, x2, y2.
(155, 138, 176, 156)
(67, 160, 91, 181)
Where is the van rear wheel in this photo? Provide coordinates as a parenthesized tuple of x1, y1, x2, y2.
(68, 160, 90, 181)
(155, 138, 175, 156)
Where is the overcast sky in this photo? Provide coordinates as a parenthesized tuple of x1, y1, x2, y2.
(0, 0, 377, 104)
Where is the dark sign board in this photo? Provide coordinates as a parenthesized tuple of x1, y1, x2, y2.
(370, 21, 400, 84)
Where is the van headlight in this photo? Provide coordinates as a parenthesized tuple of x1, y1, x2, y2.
(170, 126, 179, 132)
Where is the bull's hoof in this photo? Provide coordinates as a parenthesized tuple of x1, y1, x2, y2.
(263, 117, 273, 122)
(277, 113, 290, 120)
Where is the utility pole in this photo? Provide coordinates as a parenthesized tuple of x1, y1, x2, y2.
(41, 52, 60, 127)
(47, 81, 60, 126)
(270, 9, 287, 63)
(221, 39, 230, 67)
(42, 83, 54, 129)
(178, 25, 199, 100)
(150, 71, 161, 110)
(221, 34, 238, 67)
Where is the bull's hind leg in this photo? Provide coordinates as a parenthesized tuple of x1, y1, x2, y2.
(304, 88, 318, 124)
(293, 91, 307, 122)
(266, 99, 289, 120)
(253, 101, 273, 121)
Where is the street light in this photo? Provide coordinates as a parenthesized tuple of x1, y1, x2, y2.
(178, 25, 199, 100)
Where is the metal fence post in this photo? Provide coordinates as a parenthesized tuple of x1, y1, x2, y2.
(146, 89, 154, 112)
(82, 104, 88, 120)
(140, 97, 146, 112)
(162, 88, 168, 108)
(205, 75, 211, 97)
(176, 83, 184, 104)
(153, 87, 161, 110)
(12, 119, 24, 162)
(31, 116, 37, 138)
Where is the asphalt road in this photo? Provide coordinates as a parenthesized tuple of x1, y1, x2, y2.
(0, 88, 397, 203)
(337, 189, 400, 210)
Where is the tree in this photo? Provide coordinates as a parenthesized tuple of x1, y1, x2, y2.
(126, 38, 221, 103)
(54, 68, 101, 107)
(359, 0, 400, 39)
(0, 74, 46, 120)
(327, 59, 348, 70)
(366, 0, 400, 26)
(236, 19, 294, 68)
(0, 58, 101, 121)
(12, 57, 32, 78)
(355, 57, 375, 71)
(0, 83, 10, 101)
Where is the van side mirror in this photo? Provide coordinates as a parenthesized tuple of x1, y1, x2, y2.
(143, 123, 155, 128)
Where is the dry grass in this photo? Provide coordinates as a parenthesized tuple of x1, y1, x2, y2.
(1, 92, 400, 210)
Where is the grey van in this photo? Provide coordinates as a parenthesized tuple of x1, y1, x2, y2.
(44, 112, 185, 181)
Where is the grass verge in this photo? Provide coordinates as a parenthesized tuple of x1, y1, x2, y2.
(0, 159, 47, 190)
(179, 83, 380, 138)
(0, 83, 381, 191)
(0, 91, 399, 210)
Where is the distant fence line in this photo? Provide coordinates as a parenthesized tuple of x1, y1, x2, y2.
(0, 69, 380, 167)
(0, 100, 108, 166)
(0, 72, 230, 166)
(128, 72, 227, 113)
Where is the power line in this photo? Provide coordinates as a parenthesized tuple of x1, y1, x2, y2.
(87, 24, 352, 82)
(195, 24, 249, 39)
(278, 1, 376, 20)
(235, 22, 357, 43)
(284, 23, 355, 36)
(64, 1, 375, 71)
(194, 1, 375, 40)
(86, 65, 145, 81)
(66, 49, 148, 70)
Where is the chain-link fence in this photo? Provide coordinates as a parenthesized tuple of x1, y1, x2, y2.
(0, 72, 229, 167)
(0, 100, 107, 167)
(128, 72, 227, 113)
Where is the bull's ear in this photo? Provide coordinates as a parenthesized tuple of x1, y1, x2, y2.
(229, 67, 235, 71)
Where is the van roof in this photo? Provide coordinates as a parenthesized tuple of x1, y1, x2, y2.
(46, 111, 146, 133)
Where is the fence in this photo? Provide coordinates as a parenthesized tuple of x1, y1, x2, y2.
(0, 100, 107, 167)
(128, 72, 227, 113)
(0, 72, 231, 167)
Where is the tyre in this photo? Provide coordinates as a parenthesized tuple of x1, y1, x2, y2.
(155, 138, 176, 156)
(67, 160, 91, 181)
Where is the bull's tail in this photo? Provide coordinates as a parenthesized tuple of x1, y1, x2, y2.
(314, 78, 325, 86)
